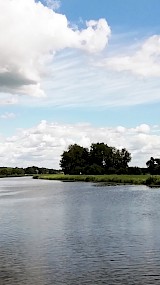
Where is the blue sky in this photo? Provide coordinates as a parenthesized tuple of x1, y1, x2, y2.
(60, 0, 160, 31)
(0, 0, 160, 168)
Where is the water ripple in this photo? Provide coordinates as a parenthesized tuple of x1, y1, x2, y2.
(0, 178, 160, 284)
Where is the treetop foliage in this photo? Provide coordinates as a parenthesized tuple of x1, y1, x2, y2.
(60, 142, 131, 175)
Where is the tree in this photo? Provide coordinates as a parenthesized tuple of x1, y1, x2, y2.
(89, 143, 112, 171)
(12, 167, 25, 176)
(146, 157, 160, 174)
(117, 148, 131, 169)
(89, 143, 131, 174)
(25, 166, 38, 175)
(60, 142, 131, 175)
(60, 144, 89, 174)
(85, 164, 104, 175)
(128, 167, 142, 175)
(154, 159, 160, 174)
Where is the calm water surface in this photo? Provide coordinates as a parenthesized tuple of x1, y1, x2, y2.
(0, 177, 160, 284)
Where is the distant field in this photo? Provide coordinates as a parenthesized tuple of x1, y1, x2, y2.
(33, 174, 160, 186)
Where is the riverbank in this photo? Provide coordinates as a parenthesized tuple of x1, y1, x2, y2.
(33, 174, 160, 187)
(0, 174, 27, 178)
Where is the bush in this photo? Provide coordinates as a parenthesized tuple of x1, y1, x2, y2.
(145, 176, 160, 186)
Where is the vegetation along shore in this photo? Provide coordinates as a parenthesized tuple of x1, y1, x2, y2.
(1, 141, 160, 187)
(33, 174, 160, 187)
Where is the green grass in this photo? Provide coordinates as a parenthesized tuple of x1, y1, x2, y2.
(33, 174, 160, 186)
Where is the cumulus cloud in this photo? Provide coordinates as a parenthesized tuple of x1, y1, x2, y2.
(0, 0, 110, 98)
(134, 124, 150, 133)
(77, 19, 111, 53)
(0, 121, 160, 168)
(102, 35, 160, 77)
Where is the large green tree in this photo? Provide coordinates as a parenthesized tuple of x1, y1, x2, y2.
(114, 148, 131, 173)
(60, 143, 131, 175)
(89, 143, 113, 173)
(60, 144, 89, 174)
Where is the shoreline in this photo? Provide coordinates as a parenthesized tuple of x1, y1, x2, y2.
(33, 174, 160, 187)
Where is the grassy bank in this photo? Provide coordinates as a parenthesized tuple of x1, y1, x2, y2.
(33, 174, 160, 186)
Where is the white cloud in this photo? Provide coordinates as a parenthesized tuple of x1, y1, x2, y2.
(135, 124, 150, 134)
(1, 121, 160, 168)
(1, 0, 160, 108)
(78, 19, 111, 53)
(0, 0, 110, 98)
(102, 35, 160, 77)
(0, 112, 16, 120)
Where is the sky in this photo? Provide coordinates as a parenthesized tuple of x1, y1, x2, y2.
(0, 0, 160, 168)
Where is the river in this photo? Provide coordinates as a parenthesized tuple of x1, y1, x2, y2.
(0, 177, 160, 284)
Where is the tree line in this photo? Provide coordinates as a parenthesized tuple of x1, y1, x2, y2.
(60, 143, 132, 175)
(0, 146, 159, 177)
(0, 166, 60, 177)
(60, 143, 160, 175)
